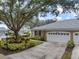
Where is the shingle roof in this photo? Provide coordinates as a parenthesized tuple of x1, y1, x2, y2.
(32, 19, 79, 31)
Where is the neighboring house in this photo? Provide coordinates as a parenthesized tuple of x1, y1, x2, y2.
(0, 21, 30, 38)
(19, 25, 30, 35)
(0, 21, 9, 38)
(32, 19, 79, 44)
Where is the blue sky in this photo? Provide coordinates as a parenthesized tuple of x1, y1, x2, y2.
(39, 12, 77, 21)
(38, 4, 78, 21)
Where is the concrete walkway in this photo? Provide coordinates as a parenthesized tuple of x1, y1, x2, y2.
(71, 45, 79, 59)
(7, 42, 66, 59)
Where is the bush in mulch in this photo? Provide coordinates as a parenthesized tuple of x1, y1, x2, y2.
(0, 38, 43, 55)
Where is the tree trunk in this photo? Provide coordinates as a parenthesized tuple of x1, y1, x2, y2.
(14, 31, 19, 43)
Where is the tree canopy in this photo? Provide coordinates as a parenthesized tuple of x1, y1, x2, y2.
(0, 0, 78, 40)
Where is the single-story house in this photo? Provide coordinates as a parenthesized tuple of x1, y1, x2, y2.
(32, 19, 79, 44)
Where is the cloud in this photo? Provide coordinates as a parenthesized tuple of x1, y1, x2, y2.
(57, 6, 63, 14)
(56, 17, 62, 21)
(71, 12, 77, 16)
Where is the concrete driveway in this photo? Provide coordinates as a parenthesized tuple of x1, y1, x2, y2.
(71, 45, 79, 59)
(7, 42, 66, 59)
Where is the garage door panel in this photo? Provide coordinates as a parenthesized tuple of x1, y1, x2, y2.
(73, 32, 79, 44)
(47, 32, 79, 44)
(47, 32, 69, 43)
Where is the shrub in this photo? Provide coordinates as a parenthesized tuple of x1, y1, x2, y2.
(27, 40, 35, 47)
(6, 38, 15, 43)
(7, 41, 26, 51)
(21, 37, 30, 43)
(0, 37, 43, 51)
(0, 40, 7, 48)
(6, 36, 25, 43)
(6, 31, 14, 36)
(0, 40, 6, 46)
(0, 39, 26, 51)
(27, 40, 43, 47)
(31, 36, 43, 41)
(23, 32, 30, 37)
(67, 39, 75, 49)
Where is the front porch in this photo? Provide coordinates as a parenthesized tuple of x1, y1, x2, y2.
(32, 30, 47, 40)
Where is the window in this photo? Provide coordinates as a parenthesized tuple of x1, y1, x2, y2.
(39, 31, 41, 36)
(53, 33, 57, 35)
(48, 33, 52, 35)
(48, 32, 70, 35)
(48, 33, 57, 35)
(61, 33, 63, 35)
(63, 33, 66, 35)
(35, 31, 37, 35)
(55, 33, 57, 35)
(58, 33, 60, 35)
(53, 33, 55, 35)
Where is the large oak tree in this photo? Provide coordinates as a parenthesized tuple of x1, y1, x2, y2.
(0, 0, 77, 41)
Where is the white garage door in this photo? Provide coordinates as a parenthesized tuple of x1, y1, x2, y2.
(73, 32, 79, 44)
(47, 32, 70, 43)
